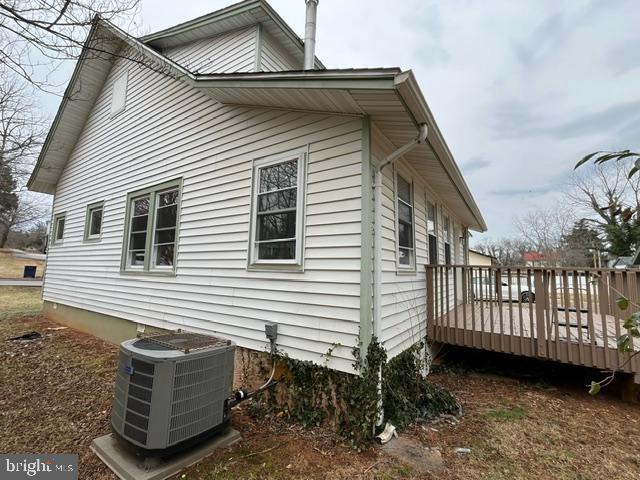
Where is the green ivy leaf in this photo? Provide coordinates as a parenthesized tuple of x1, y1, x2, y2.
(617, 334, 631, 353)
(629, 327, 640, 338)
(617, 297, 630, 311)
(623, 314, 640, 330)
(588, 381, 601, 396)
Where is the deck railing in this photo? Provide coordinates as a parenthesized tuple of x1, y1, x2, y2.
(426, 265, 640, 375)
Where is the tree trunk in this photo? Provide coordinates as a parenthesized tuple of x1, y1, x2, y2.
(0, 224, 9, 248)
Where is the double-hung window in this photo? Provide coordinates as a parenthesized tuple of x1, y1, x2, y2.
(122, 180, 181, 273)
(444, 214, 452, 264)
(427, 201, 438, 265)
(397, 174, 414, 268)
(84, 202, 104, 241)
(52, 212, 65, 245)
(251, 150, 305, 266)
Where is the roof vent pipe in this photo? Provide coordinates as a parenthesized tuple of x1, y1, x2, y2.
(303, 0, 319, 70)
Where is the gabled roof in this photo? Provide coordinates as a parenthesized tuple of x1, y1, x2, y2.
(141, 0, 324, 70)
(28, 14, 487, 231)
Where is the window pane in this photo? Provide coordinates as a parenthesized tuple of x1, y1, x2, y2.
(427, 202, 436, 234)
(399, 248, 411, 265)
(398, 221, 413, 248)
(56, 218, 65, 240)
(155, 228, 175, 244)
(130, 232, 147, 250)
(158, 189, 178, 207)
(258, 241, 295, 260)
(131, 215, 148, 232)
(257, 212, 296, 241)
(134, 197, 149, 216)
(445, 243, 451, 264)
(152, 189, 179, 268)
(155, 244, 174, 266)
(428, 235, 438, 265)
(89, 208, 102, 236)
(259, 160, 297, 193)
(397, 176, 411, 204)
(129, 251, 145, 266)
(399, 202, 412, 223)
(258, 188, 296, 212)
(156, 205, 177, 229)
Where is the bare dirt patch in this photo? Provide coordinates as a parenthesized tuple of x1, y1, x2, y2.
(1, 308, 639, 479)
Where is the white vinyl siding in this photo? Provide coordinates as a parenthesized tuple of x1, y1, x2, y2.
(259, 30, 299, 71)
(372, 131, 468, 360)
(163, 25, 258, 74)
(45, 51, 364, 373)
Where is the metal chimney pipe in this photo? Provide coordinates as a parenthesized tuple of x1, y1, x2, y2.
(303, 0, 318, 70)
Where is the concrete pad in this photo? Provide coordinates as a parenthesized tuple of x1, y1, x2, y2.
(91, 429, 241, 480)
(381, 436, 445, 475)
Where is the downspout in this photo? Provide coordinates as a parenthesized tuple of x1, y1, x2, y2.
(303, 0, 319, 70)
(372, 123, 428, 428)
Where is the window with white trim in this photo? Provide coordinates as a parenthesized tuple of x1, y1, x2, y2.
(123, 180, 180, 272)
(84, 202, 104, 241)
(397, 174, 414, 268)
(427, 200, 438, 265)
(251, 151, 305, 265)
(53, 213, 65, 245)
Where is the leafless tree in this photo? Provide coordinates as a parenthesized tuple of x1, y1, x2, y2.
(0, 192, 48, 246)
(473, 237, 531, 266)
(514, 208, 574, 265)
(0, 72, 49, 247)
(566, 161, 640, 257)
(567, 161, 639, 231)
(0, 0, 140, 90)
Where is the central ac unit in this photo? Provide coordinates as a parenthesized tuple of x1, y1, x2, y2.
(111, 331, 235, 456)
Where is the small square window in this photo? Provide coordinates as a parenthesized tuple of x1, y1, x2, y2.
(53, 213, 65, 245)
(85, 202, 104, 241)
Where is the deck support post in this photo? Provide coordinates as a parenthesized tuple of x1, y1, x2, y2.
(621, 373, 640, 403)
(533, 269, 548, 358)
(426, 266, 436, 341)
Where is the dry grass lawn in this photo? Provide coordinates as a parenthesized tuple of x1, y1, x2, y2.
(0, 250, 45, 278)
(1, 288, 639, 479)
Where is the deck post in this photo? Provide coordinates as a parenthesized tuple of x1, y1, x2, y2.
(533, 269, 547, 358)
(426, 265, 436, 340)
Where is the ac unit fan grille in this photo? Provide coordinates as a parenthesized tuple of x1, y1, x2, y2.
(123, 358, 155, 446)
(168, 355, 228, 445)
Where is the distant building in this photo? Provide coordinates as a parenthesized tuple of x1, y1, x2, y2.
(522, 252, 545, 267)
(469, 249, 495, 266)
(608, 256, 638, 269)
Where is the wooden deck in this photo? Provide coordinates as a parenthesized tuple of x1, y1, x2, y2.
(427, 266, 640, 376)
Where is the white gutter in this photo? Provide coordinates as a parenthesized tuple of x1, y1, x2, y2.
(303, 0, 319, 70)
(373, 123, 428, 426)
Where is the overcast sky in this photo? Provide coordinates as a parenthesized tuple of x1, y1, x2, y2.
(41, 0, 640, 242)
